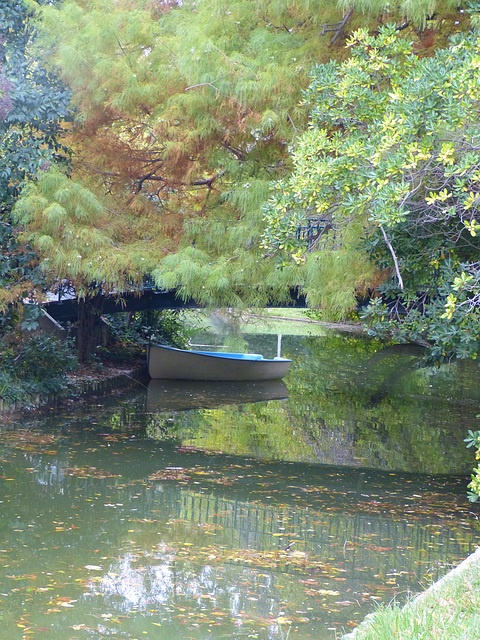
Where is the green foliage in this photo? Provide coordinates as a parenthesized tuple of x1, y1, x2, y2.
(0, 0, 72, 311)
(21, 0, 469, 318)
(100, 310, 201, 364)
(13, 166, 161, 294)
(5, 0, 474, 352)
(0, 333, 78, 404)
(142, 310, 200, 349)
(20, 302, 43, 331)
(263, 21, 480, 359)
(13, 165, 175, 361)
(33, 0, 381, 309)
(0, 0, 71, 198)
(15, 334, 77, 382)
(465, 427, 480, 501)
(362, 261, 480, 362)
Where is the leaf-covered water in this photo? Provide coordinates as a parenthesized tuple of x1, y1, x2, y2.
(1, 329, 479, 639)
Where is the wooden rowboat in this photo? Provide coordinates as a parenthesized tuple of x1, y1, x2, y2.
(147, 344, 291, 381)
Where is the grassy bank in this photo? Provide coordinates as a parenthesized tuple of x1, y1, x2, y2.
(189, 308, 365, 337)
(341, 547, 480, 640)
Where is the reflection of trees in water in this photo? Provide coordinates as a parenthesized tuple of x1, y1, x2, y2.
(15, 444, 478, 586)
(286, 334, 480, 473)
(357, 343, 427, 407)
(1, 426, 479, 638)
(8, 330, 478, 473)
(79, 484, 479, 633)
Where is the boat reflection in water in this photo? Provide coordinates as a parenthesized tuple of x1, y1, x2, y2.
(145, 378, 289, 412)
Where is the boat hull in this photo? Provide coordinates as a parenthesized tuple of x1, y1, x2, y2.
(147, 344, 291, 381)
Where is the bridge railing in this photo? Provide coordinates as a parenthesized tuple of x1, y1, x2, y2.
(295, 218, 331, 251)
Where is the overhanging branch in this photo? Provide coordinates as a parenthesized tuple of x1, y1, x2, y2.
(319, 8, 354, 45)
(380, 225, 404, 290)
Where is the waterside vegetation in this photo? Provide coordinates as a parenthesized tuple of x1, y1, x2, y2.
(340, 547, 480, 640)
(0, 309, 194, 410)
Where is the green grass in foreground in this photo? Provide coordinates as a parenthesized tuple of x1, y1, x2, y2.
(343, 552, 480, 640)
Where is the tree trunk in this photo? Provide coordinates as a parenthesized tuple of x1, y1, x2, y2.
(77, 294, 104, 363)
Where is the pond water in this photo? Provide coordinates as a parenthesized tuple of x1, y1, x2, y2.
(1, 325, 480, 640)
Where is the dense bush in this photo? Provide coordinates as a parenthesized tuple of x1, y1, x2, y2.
(98, 310, 201, 364)
(0, 333, 78, 405)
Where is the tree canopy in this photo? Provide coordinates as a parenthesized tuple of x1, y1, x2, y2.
(32, 0, 355, 307)
(4, 0, 478, 361)
(262, 15, 480, 361)
(27, 0, 469, 310)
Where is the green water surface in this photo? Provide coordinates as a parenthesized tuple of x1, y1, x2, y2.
(1, 328, 479, 640)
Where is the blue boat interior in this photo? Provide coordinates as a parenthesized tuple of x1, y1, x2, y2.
(195, 350, 264, 360)
(154, 344, 291, 362)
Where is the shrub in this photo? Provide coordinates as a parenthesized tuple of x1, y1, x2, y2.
(98, 310, 202, 364)
(0, 334, 78, 403)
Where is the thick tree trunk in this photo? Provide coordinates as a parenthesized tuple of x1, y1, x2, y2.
(77, 294, 104, 363)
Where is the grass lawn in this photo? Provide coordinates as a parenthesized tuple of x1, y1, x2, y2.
(186, 308, 364, 337)
(341, 548, 480, 640)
